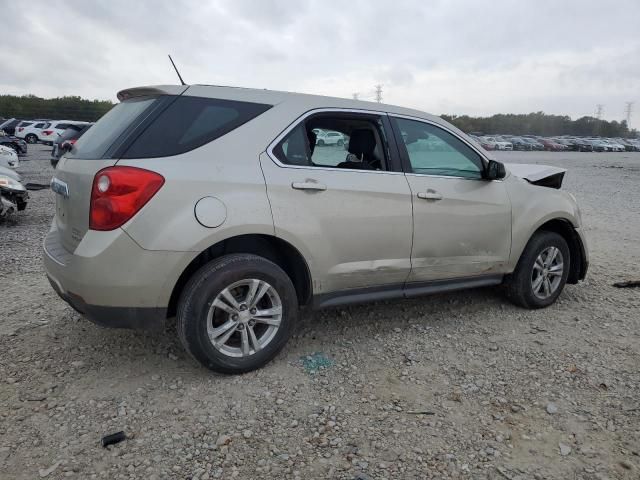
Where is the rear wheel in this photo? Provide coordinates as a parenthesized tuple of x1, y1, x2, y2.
(505, 231, 570, 309)
(337, 139, 344, 146)
(177, 254, 298, 374)
(25, 134, 37, 144)
(317, 139, 325, 146)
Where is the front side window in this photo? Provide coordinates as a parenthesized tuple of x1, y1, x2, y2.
(393, 118, 484, 179)
(273, 114, 390, 171)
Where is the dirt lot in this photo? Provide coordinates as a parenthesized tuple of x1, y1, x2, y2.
(1, 145, 639, 480)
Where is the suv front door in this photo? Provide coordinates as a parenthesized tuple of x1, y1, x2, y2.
(391, 116, 511, 282)
(261, 111, 413, 297)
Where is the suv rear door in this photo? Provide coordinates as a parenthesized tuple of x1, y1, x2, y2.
(261, 110, 413, 296)
(390, 116, 511, 282)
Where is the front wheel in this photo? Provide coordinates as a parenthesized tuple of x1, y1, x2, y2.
(505, 231, 570, 309)
(177, 254, 298, 374)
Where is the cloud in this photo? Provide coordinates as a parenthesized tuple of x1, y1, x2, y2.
(0, 0, 638, 128)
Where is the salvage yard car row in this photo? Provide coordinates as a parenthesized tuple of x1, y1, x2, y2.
(469, 134, 640, 152)
(1, 117, 92, 145)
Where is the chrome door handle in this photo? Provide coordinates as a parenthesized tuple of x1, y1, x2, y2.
(417, 190, 443, 201)
(291, 181, 327, 191)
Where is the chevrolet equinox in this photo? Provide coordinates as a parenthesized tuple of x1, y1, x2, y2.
(44, 85, 588, 373)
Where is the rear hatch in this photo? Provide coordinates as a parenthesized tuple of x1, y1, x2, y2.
(52, 84, 273, 253)
(52, 86, 187, 252)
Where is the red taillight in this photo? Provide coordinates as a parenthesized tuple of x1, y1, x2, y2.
(69, 139, 77, 144)
(89, 166, 164, 231)
(18, 127, 23, 132)
(42, 130, 53, 135)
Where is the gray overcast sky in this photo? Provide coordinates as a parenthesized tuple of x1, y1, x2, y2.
(1, 0, 638, 128)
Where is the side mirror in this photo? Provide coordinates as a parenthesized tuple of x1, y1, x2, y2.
(485, 160, 506, 180)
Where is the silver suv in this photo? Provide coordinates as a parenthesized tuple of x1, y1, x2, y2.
(44, 85, 588, 373)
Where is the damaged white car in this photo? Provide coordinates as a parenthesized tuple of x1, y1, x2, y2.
(45, 85, 587, 373)
(0, 145, 19, 169)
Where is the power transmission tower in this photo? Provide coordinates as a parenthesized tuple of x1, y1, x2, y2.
(352, 93, 359, 100)
(595, 104, 604, 119)
(374, 84, 383, 103)
(624, 101, 634, 126)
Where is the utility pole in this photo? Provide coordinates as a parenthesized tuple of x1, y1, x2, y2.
(624, 101, 634, 126)
(595, 104, 604, 120)
(352, 93, 359, 100)
(374, 84, 383, 103)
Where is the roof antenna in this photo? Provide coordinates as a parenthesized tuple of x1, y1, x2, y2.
(168, 54, 186, 85)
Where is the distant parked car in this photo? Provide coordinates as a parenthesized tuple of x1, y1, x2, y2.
(585, 139, 609, 152)
(314, 129, 345, 146)
(552, 138, 578, 151)
(50, 124, 93, 168)
(483, 136, 512, 150)
(0, 135, 28, 155)
(15, 120, 51, 144)
(40, 121, 91, 146)
(0, 118, 22, 136)
(601, 139, 625, 152)
(613, 138, 638, 151)
(521, 138, 545, 151)
(568, 138, 593, 152)
(539, 138, 566, 151)
(468, 135, 495, 151)
(508, 136, 533, 151)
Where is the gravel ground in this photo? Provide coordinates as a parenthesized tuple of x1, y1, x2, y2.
(1, 145, 639, 480)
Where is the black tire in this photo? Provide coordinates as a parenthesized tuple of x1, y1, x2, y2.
(505, 231, 570, 309)
(337, 139, 344, 146)
(177, 254, 298, 374)
(317, 140, 325, 146)
(25, 134, 37, 144)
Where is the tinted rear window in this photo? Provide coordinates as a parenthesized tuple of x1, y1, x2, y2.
(121, 96, 271, 158)
(70, 97, 157, 159)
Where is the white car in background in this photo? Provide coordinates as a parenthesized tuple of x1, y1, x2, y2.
(602, 139, 625, 152)
(40, 121, 91, 145)
(314, 129, 346, 146)
(0, 145, 19, 168)
(14, 120, 51, 144)
(483, 136, 513, 150)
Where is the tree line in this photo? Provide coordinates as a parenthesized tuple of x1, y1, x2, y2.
(1, 94, 637, 138)
(0, 94, 114, 122)
(441, 111, 637, 138)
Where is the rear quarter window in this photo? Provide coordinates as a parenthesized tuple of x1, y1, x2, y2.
(120, 96, 271, 158)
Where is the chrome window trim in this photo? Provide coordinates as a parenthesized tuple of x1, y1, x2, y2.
(265, 107, 404, 175)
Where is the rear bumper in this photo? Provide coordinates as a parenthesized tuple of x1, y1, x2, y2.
(43, 221, 193, 330)
(47, 276, 166, 329)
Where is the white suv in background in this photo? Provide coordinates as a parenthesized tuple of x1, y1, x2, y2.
(15, 120, 51, 144)
(40, 121, 90, 145)
(314, 129, 346, 146)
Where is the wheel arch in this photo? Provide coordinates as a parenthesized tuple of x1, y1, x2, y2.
(524, 218, 586, 284)
(167, 234, 312, 317)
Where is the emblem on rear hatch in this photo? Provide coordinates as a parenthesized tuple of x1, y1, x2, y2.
(50, 177, 69, 198)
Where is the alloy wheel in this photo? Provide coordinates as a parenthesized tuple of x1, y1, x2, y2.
(531, 246, 564, 299)
(206, 279, 282, 358)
